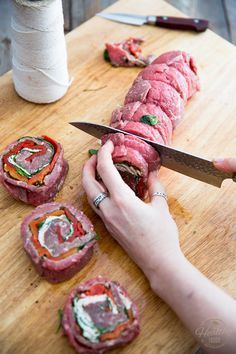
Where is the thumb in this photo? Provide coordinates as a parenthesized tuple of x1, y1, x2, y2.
(213, 157, 236, 173)
(147, 171, 168, 209)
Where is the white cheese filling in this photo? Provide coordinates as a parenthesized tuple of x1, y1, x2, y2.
(8, 149, 49, 177)
(73, 289, 132, 343)
(73, 294, 118, 343)
(38, 215, 74, 250)
(115, 163, 142, 177)
(118, 289, 132, 310)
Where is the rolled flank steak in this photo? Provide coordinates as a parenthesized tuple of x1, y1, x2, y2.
(0, 136, 68, 205)
(21, 202, 97, 283)
(103, 50, 200, 199)
(152, 50, 200, 99)
(124, 79, 185, 128)
(135, 63, 189, 102)
(62, 277, 140, 353)
(102, 133, 160, 199)
(112, 120, 165, 144)
(111, 102, 173, 145)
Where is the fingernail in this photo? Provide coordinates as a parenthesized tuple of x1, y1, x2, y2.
(106, 140, 113, 147)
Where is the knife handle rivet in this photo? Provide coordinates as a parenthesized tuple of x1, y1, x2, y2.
(194, 19, 199, 23)
(162, 16, 168, 20)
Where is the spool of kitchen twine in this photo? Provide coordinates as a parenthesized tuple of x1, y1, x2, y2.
(11, 0, 71, 103)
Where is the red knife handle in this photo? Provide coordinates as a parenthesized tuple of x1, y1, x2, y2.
(153, 16, 209, 32)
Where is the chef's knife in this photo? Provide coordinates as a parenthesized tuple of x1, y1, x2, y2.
(96, 12, 209, 32)
(70, 121, 235, 188)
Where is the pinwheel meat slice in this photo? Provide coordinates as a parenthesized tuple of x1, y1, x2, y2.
(62, 277, 140, 353)
(0, 136, 68, 206)
(102, 133, 160, 199)
(21, 202, 97, 283)
(152, 50, 200, 99)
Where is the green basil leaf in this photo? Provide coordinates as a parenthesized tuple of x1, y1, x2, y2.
(38, 221, 44, 230)
(103, 49, 110, 62)
(56, 308, 63, 333)
(88, 149, 98, 156)
(77, 244, 86, 250)
(140, 115, 159, 126)
(94, 233, 100, 241)
(15, 166, 31, 178)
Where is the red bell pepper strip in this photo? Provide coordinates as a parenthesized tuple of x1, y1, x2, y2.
(78, 283, 132, 341)
(3, 136, 61, 186)
(64, 207, 85, 237)
(29, 208, 86, 260)
(25, 144, 47, 162)
(28, 136, 61, 185)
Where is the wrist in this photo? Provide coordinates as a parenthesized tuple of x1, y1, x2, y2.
(144, 250, 188, 297)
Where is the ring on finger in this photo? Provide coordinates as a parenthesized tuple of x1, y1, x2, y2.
(152, 191, 168, 201)
(93, 192, 109, 209)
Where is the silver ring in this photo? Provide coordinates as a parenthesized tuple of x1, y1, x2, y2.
(152, 191, 168, 201)
(93, 192, 108, 209)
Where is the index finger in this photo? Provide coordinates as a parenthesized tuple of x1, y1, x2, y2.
(213, 157, 236, 173)
(82, 155, 110, 215)
(96, 140, 134, 197)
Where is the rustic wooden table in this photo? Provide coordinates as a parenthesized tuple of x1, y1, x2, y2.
(0, 0, 236, 353)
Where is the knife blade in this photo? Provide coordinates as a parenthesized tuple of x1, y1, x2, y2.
(70, 121, 235, 188)
(96, 12, 209, 32)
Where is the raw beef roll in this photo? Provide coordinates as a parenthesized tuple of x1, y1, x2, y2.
(111, 102, 173, 145)
(124, 79, 185, 128)
(111, 120, 165, 144)
(97, 50, 199, 199)
(21, 202, 97, 283)
(102, 133, 160, 199)
(0, 136, 68, 206)
(151, 50, 200, 99)
(135, 63, 189, 102)
(62, 277, 140, 353)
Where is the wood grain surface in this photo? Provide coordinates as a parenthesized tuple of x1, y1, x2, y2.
(0, 0, 236, 353)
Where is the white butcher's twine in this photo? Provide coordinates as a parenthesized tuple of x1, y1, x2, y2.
(11, 0, 71, 103)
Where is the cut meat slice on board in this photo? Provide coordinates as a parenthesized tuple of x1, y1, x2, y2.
(21, 202, 97, 283)
(0, 136, 68, 206)
(102, 133, 160, 199)
(105, 37, 154, 67)
(62, 276, 140, 353)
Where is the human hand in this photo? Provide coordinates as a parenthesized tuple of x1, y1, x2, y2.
(213, 157, 236, 173)
(82, 140, 182, 281)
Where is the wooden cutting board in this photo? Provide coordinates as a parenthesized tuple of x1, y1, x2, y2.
(0, 0, 236, 353)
